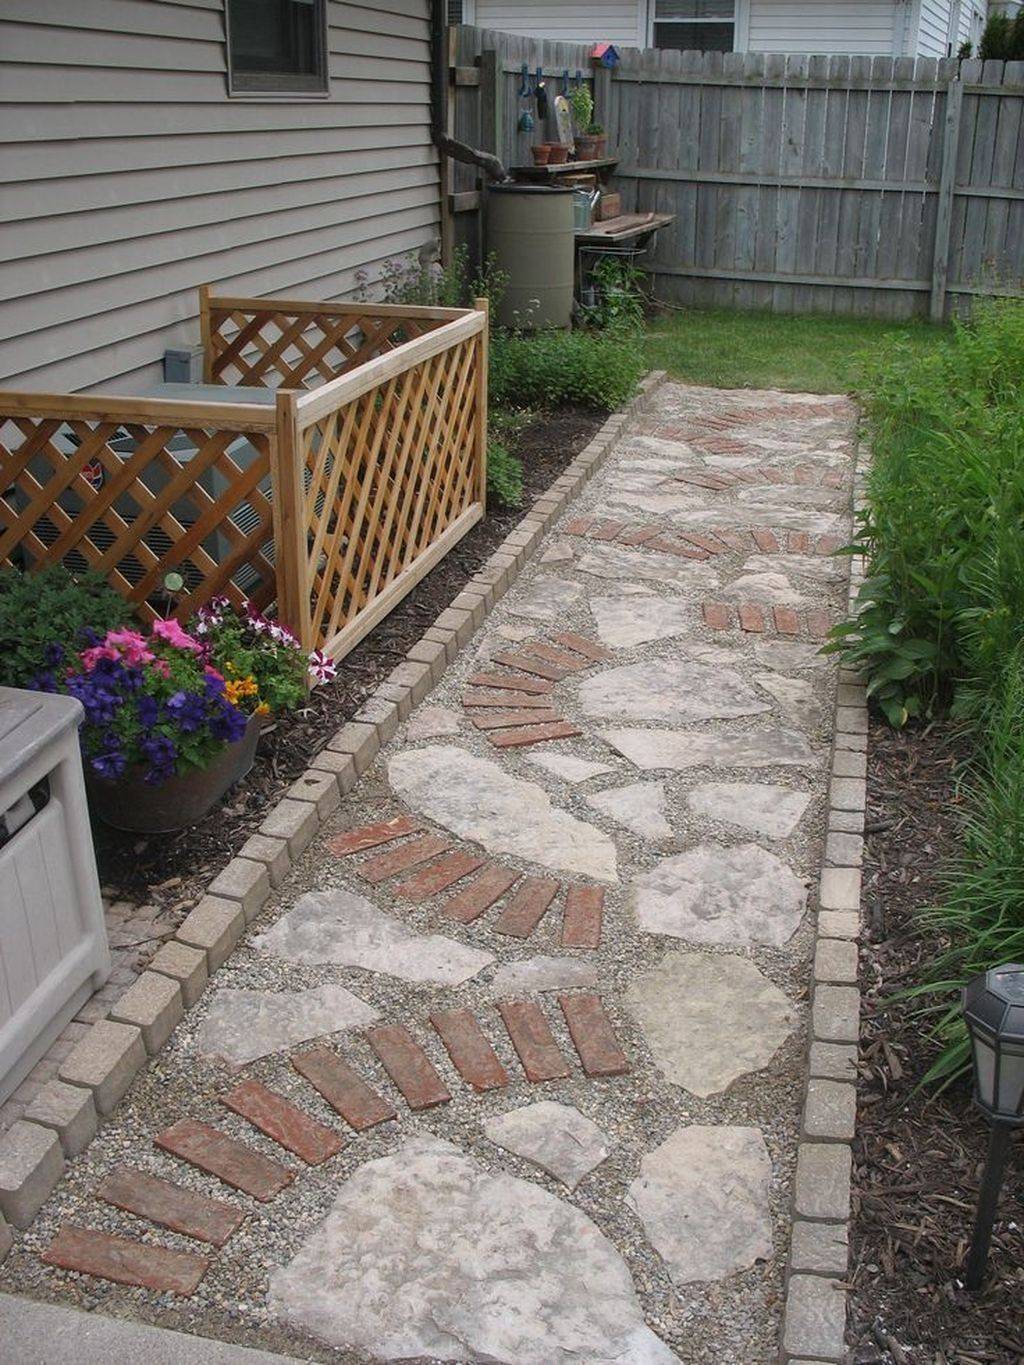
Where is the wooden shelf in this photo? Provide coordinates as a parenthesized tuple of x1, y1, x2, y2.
(511, 157, 619, 179)
(576, 212, 675, 246)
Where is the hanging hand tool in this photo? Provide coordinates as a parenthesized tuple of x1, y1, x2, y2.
(534, 66, 548, 120)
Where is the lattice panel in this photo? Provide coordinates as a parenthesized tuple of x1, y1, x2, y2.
(0, 415, 276, 622)
(302, 335, 480, 649)
(208, 308, 447, 390)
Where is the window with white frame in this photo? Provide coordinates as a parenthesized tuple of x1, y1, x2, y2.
(226, 0, 328, 96)
(651, 0, 736, 52)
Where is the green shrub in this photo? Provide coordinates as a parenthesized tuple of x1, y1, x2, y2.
(490, 327, 644, 410)
(0, 566, 134, 690)
(486, 439, 524, 508)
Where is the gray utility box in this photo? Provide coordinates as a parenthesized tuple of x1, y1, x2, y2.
(0, 688, 110, 1102)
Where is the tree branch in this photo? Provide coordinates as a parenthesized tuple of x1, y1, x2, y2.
(433, 131, 510, 183)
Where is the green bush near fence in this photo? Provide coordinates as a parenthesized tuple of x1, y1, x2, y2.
(832, 299, 1024, 1084)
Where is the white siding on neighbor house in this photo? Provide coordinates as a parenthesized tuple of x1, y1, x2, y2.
(745, 0, 898, 54)
(467, 0, 645, 45)
(0, 0, 440, 396)
(917, 0, 955, 56)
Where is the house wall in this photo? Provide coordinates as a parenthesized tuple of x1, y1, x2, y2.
(917, 0, 955, 55)
(0, 0, 440, 396)
(744, 0, 898, 54)
(468, 0, 645, 45)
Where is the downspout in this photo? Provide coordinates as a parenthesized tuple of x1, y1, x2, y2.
(429, 0, 510, 182)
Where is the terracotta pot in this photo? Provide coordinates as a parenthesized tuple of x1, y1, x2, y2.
(530, 143, 551, 165)
(591, 135, 608, 158)
(574, 135, 599, 161)
(546, 143, 569, 165)
(85, 714, 262, 833)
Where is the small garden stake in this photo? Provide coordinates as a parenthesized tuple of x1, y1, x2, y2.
(961, 964, 1024, 1290)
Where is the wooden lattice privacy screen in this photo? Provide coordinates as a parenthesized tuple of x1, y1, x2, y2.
(0, 290, 488, 661)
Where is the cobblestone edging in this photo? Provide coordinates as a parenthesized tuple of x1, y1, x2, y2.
(780, 437, 869, 1365)
(0, 372, 668, 1253)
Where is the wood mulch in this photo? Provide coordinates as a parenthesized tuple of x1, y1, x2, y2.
(92, 405, 605, 918)
(849, 719, 1024, 1365)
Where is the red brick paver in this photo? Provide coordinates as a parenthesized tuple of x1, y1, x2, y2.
(490, 651, 570, 682)
(703, 602, 733, 630)
(497, 1001, 571, 1082)
(787, 531, 812, 553)
(738, 603, 766, 633)
(292, 1049, 396, 1131)
(589, 518, 626, 541)
(462, 689, 554, 709)
(42, 1225, 209, 1296)
(431, 1009, 508, 1092)
(487, 720, 583, 748)
(751, 528, 781, 553)
(96, 1167, 243, 1247)
(392, 850, 486, 902)
(220, 1079, 342, 1165)
(356, 833, 451, 884)
(773, 606, 801, 635)
(441, 864, 520, 923)
(467, 670, 554, 695)
(561, 885, 604, 949)
(553, 631, 613, 662)
(154, 1119, 294, 1202)
(366, 1024, 451, 1110)
(492, 876, 560, 938)
(805, 608, 833, 640)
(470, 708, 562, 731)
(521, 641, 593, 672)
(328, 815, 420, 858)
(559, 995, 631, 1078)
(647, 535, 710, 561)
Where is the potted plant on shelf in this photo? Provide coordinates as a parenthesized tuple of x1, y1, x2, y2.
(31, 599, 335, 833)
(569, 84, 602, 160)
(530, 143, 551, 166)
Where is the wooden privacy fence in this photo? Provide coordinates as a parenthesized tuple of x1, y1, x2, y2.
(0, 289, 488, 661)
(447, 31, 1024, 320)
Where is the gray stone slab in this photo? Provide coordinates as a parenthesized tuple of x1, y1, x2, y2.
(632, 843, 806, 947)
(576, 543, 720, 593)
(491, 956, 600, 997)
(725, 571, 806, 606)
(627, 1126, 772, 1285)
(484, 1101, 609, 1190)
(587, 781, 672, 841)
(754, 672, 822, 728)
(388, 744, 618, 883)
(686, 782, 810, 839)
(589, 592, 692, 649)
(794, 1143, 852, 1222)
(753, 640, 830, 672)
(195, 984, 379, 1069)
(405, 706, 462, 741)
(813, 985, 860, 1043)
(506, 576, 584, 622)
(268, 1136, 677, 1364)
(626, 953, 796, 1097)
(602, 726, 819, 773)
(804, 1079, 857, 1141)
(809, 1042, 858, 1083)
(579, 660, 770, 726)
(783, 1275, 848, 1362)
(790, 1220, 849, 1277)
(254, 889, 494, 986)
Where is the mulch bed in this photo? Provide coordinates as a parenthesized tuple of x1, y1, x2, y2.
(92, 405, 605, 917)
(849, 719, 1024, 1364)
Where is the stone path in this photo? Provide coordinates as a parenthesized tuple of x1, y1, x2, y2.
(5, 382, 857, 1363)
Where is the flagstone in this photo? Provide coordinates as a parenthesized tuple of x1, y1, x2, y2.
(631, 843, 806, 946)
(755, 672, 822, 728)
(195, 985, 379, 1069)
(578, 661, 771, 725)
(739, 483, 843, 509)
(602, 725, 819, 772)
(268, 1136, 678, 1364)
(627, 1126, 772, 1284)
(484, 1101, 609, 1190)
(686, 782, 810, 839)
(743, 553, 845, 582)
(524, 752, 615, 784)
(682, 503, 845, 535)
(506, 576, 585, 622)
(587, 781, 672, 841)
(405, 706, 462, 740)
(490, 956, 600, 996)
(626, 953, 796, 1097)
(724, 571, 806, 605)
(753, 640, 830, 672)
(253, 890, 494, 986)
(388, 745, 618, 882)
(589, 593, 693, 648)
(576, 543, 720, 592)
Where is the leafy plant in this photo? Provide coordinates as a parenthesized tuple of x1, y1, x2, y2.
(0, 566, 134, 690)
(568, 83, 594, 131)
(581, 256, 647, 332)
(353, 247, 508, 313)
(192, 598, 333, 714)
(490, 327, 644, 410)
(486, 439, 524, 507)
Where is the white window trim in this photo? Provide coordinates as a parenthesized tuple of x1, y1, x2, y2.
(225, 0, 331, 100)
(645, 0, 751, 53)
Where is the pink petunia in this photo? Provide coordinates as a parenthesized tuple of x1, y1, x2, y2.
(151, 618, 202, 653)
(104, 628, 154, 665)
(80, 644, 119, 671)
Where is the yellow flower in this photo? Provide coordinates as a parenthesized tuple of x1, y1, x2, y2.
(255, 702, 271, 716)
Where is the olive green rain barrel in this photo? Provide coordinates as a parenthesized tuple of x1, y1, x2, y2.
(487, 184, 574, 329)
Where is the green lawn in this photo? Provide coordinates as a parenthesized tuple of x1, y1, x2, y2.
(644, 307, 949, 395)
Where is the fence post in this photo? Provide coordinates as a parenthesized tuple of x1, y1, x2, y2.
(593, 57, 612, 134)
(198, 283, 214, 383)
(474, 297, 489, 512)
(478, 48, 501, 253)
(269, 390, 313, 652)
(930, 77, 964, 323)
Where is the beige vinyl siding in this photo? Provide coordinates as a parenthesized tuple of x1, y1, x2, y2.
(745, 0, 898, 54)
(0, 0, 439, 395)
(916, 0, 956, 57)
(471, 0, 645, 46)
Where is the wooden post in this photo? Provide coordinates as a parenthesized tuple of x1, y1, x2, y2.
(473, 297, 489, 513)
(478, 49, 501, 260)
(930, 77, 963, 323)
(593, 58, 612, 134)
(269, 390, 313, 650)
(198, 283, 214, 383)
(440, 24, 457, 268)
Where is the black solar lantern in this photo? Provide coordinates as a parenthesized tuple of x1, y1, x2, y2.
(962, 963, 1024, 1290)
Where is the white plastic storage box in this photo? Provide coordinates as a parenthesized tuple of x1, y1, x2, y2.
(0, 687, 110, 1102)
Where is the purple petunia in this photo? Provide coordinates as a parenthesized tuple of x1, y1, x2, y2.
(165, 690, 208, 733)
(140, 732, 177, 784)
(210, 699, 248, 744)
(91, 748, 126, 781)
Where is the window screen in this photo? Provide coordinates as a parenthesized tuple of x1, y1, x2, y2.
(653, 0, 735, 52)
(226, 0, 328, 94)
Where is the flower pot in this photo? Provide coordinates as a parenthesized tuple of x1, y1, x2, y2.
(574, 135, 599, 161)
(592, 135, 608, 158)
(546, 143, 569, 165)
(85, 714, 262, 833)
(530, 144, 551, 165)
